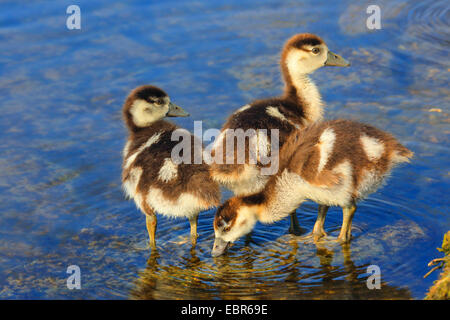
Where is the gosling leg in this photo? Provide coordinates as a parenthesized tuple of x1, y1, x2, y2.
(312, 205, 329, 242)
(189, 214, 199, 246)
(146, 211, 157, 249)
(245, 232, 253, 246)
(337, 203, 356, 243)
(288, 211, 303, 236)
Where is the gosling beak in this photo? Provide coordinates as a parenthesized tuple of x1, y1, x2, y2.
(324, 51, 350, 67)
(211, 237, 230, 257)
(166, 102, 190, 117)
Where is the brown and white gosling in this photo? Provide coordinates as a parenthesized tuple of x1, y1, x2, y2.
(122, 85, 220, 248)
(210, 33, 350, 233)
(211, 119, 413, 256)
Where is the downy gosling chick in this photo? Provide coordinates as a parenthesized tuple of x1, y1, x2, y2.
(210, 33, 350, 233)
(122, 85, 220, 248)
(212, 119, 412, 256)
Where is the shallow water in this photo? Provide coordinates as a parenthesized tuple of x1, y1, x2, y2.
(0, 0, 449, 299)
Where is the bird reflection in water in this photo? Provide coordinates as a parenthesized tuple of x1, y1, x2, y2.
(130, 239, 411, 299)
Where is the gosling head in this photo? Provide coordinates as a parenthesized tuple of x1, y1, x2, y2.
(123, 85, 189, 130)
(281, 33, 350, 77)
(211, 197, 259, 257)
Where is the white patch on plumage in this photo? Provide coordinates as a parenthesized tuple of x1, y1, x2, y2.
(123, 166, 143, 199)
(391, 150, 412, 164)
(158, 158, 178, 182)
(123, 140, 131, 158)
(360, 134, 385, 161)
(130, 99, 169, 127)
(134, 192, 144, 212)
(234, 104, 251, 114)
(356, 169, 386, 199)
(124, 132, 162, 169)
(317, 128, 336, 172)
(266, 106, 288, 122)
(145, 188, 209, 218)
(266, 106, 301, 128)
(212, 164, 269, 196)
(302, 160, 354, 207)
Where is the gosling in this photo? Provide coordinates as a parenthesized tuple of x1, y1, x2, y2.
(122, 85, 220, 248)
(210, 33, 350, 233)
(212, 119, 412, 256)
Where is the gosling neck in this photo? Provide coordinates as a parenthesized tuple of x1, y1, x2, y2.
(257, 170, 306, 224)
(282, 65, 324, 124)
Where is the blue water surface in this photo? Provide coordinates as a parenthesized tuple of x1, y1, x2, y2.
(0, 0, 448, 299)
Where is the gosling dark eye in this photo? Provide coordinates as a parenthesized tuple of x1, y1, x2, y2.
(148, 97, 161, 105)
(312, 47, 320, 54)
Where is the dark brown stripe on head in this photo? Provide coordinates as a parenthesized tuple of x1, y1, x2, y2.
(214, 198, 240, 230)
(286, 33, 323, 50)
(132, 85, 168, 101)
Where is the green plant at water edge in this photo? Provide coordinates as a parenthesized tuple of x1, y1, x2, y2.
(425, 231, 450, 300)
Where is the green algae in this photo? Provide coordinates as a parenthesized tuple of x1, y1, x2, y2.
(425, 232, 450, 300)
